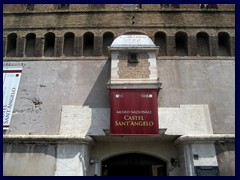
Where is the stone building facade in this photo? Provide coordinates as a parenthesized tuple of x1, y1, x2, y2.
(3, 4, 235, 176)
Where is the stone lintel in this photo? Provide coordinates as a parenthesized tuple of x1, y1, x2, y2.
(108, 47, 159, 52)
(107, 79, 162, 90)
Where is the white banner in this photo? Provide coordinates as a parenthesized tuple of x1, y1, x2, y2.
(3, 66, 23, 130)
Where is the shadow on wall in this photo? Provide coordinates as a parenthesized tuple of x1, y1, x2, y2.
(215, 142, 235, 176)
(83, 59, 111, 108)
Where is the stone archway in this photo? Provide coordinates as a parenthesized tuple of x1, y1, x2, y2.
(102, 153, 167, 176)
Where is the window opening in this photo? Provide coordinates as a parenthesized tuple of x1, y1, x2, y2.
(6, 33, 17, 57)
(58, 4, 69, 10)
(26, 4, 34, 11)
(25, 33, 36, 57)
(128, 52, 138, 63)
(154, 32, 167, 56)
(103, 32, 114, 56)
(175, 32, 188, 56)
(44, 33, 55, 57)
(197, 32, 210, 56)
(218, 32, 231, 56)
(63, 32, 75, 56)
(83, 32, 94, 56)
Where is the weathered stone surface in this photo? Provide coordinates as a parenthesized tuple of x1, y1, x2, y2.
(55, 144, 89, 176)
(3, 144, 56, 176)
(59, 104, 212, 136)
(5, 59, 234, 135)
(158, 60, 235, 134)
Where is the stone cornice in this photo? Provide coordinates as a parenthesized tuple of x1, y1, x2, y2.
(3, 135, 95, 145)
(174, 134, 235, 145)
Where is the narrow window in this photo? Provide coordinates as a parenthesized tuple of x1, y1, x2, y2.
(6, 33, 17, 57)
(25, 33, 36, 57)
(160, 4, 171, 8)
(160, 4, 179, 8)
(199, 4, 218, 9)
(103, 32, 114, 56)
(175, 32, 188, 56)
(197, 32, 210, 56)
(90, 4, 105, 9)
(83, 32, 94, 56)
(206, 4, 218, 9)
(154, 32, 167, 56)
(26, 4, 34, 11)
(199, 4, 207, 9)
(63, 32, 75, 56)
(44, 32, 55, 57)
(128, 52, 138, 63)
(218, 32, 231, 56)
(172, 4, 180, 8)
(58, 4, 69, 10)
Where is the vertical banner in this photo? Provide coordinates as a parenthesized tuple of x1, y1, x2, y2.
(3, 66, 23, 130)
(110, 89, 159, 135)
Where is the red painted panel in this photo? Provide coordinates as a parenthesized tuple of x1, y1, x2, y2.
(110, 89, 159, 135)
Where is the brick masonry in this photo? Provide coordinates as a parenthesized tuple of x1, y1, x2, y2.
(118, 52, 150, 79)
(3, 4, 235, 58)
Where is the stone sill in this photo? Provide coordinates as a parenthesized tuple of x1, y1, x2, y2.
(3, 9, 235, 15)
(3, 134, 95, 145)
(3, 134, 235, 145)
(3, 56, 108, 62)
(157, 56, 235, 61)
(174, 134, 235, 145)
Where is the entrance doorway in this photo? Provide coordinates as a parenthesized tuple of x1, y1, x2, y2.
(102, 153, 167, 176)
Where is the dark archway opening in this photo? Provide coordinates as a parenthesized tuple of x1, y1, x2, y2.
(102, 32, 114, 56)
(25, 33, 36, 57)
(83, 32, 94, 56)
(218, 32, 231, 56)
(63, 32, 75, 57)
(6, 33, 17, 57)
(175, 32, 188, 56)
(102, 153, 167, 176)
(154, 32, 167, 56)
(44, 32, 55, 57)
(197, 32, 210, 56)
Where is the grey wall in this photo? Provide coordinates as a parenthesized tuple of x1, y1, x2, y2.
(6, 59, 234, 135)
(3, 144, 56, 176)
(158, 60, 235, 134)
(8, 60, 110, 135)
(215, 142, 235, 176)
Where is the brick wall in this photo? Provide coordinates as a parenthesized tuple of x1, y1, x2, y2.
(118, 52, 150, 79)
(3, 4, 235, 58)
(3, 4, 235, 13)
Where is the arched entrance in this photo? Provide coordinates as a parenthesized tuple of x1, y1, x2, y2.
(102, 153, 167, 176)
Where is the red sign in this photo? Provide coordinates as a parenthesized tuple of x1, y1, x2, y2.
(110, 89, 159, 135)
